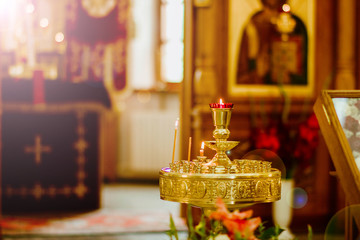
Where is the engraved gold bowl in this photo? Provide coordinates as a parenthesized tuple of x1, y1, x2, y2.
(204, 140, 239, 166)
(159, 160, 281, 210)
(205, 141, 239, 151)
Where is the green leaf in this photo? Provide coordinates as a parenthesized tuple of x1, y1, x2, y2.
(256, 222, 266, 236)
(234, 231, 248, 240)
(195, 214, 207, 239)
(275, 225, 285, 236)
(209, 219, 225, 237)
(307, 225, 313, 240)
(167, 214, 179, 240)
(257, 225, 284, 240)
(187, 205, 198, 240)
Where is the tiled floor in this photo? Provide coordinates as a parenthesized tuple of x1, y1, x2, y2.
(100, 183, 327, 240)
(104, 183, 339, 240)
(3, 183, 330, 239)
(3, 183, 185, 240)
(101, 183, 180, 217)
(99, 183, 185, 240)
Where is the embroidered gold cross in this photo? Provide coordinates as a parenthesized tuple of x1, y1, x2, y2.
(25, 135, 52, 165)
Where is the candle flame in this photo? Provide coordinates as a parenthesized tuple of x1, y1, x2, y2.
(175, 118, 179, 129)
(220, 99, 223, 104)
(282, 4, 290, 13)
(200, 141, 204, 156)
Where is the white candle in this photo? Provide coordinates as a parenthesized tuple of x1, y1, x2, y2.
(172, 118, 179, 163)
(187, 137, 192, 162)
(200, 141, 204, 156)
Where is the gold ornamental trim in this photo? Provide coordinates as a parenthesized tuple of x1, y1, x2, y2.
(159, 168, 281, 209)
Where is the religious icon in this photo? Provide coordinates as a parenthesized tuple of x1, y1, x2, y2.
(236, 0, 308, 86)
(332, 98, 360, 171)
(228, 0, 314, 97)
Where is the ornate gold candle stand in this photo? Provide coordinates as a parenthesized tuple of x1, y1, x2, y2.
(159, 103, 281, 212)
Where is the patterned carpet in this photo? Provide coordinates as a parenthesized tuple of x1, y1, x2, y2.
(1, 209, 187, 238)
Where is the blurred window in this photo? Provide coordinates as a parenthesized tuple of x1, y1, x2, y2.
(160, 0, 184, 84)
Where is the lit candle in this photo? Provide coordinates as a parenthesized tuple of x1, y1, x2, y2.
(172, 118, 179, 164)
(220, 98, 224, 108)
(187, 137, 192, 162)
(200, 141, 204, 156)
(209, 99, 234, 109)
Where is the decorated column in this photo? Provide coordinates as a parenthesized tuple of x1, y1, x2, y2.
(335, 0, 356, 89)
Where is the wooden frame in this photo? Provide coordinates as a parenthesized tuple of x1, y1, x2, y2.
(314, 90, 360, 225)
(227, 0, 315, 98)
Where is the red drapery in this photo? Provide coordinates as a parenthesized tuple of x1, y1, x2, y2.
(65, 0, 128, 91)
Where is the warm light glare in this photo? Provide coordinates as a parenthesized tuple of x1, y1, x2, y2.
(0, 0, 17, 15)
(26, 3, 35, 14)
(39, 18, 49, 28)
(220, 99, 223, 104)
(175, 118, 179, 129)
(160, 0, 184, 83)
(15, 28, 26, 43)
(8, 65, 24, 77)
(136, 91, 152, 103)
(48, 67, 58, 80)
(162, 42, 183, 83)
(282, 4, 291, 13)
(201, 142, 204, 150)
(55, 32, 64, 43)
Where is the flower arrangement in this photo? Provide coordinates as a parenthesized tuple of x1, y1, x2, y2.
(251, 112, 320, 179)
(167, 198, 312, 240)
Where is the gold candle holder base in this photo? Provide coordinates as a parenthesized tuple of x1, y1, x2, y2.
(159, 102, 281, 211)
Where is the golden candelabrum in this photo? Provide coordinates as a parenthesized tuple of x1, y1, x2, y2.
(159, 102, 281, 213)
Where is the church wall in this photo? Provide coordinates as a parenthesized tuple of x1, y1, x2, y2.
(115, 91, 180, 180)
(0, 0, 186, 187)
(182, 0, 352, 232)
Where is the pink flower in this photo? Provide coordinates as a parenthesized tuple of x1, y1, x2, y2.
(209, 198, 261, 240)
